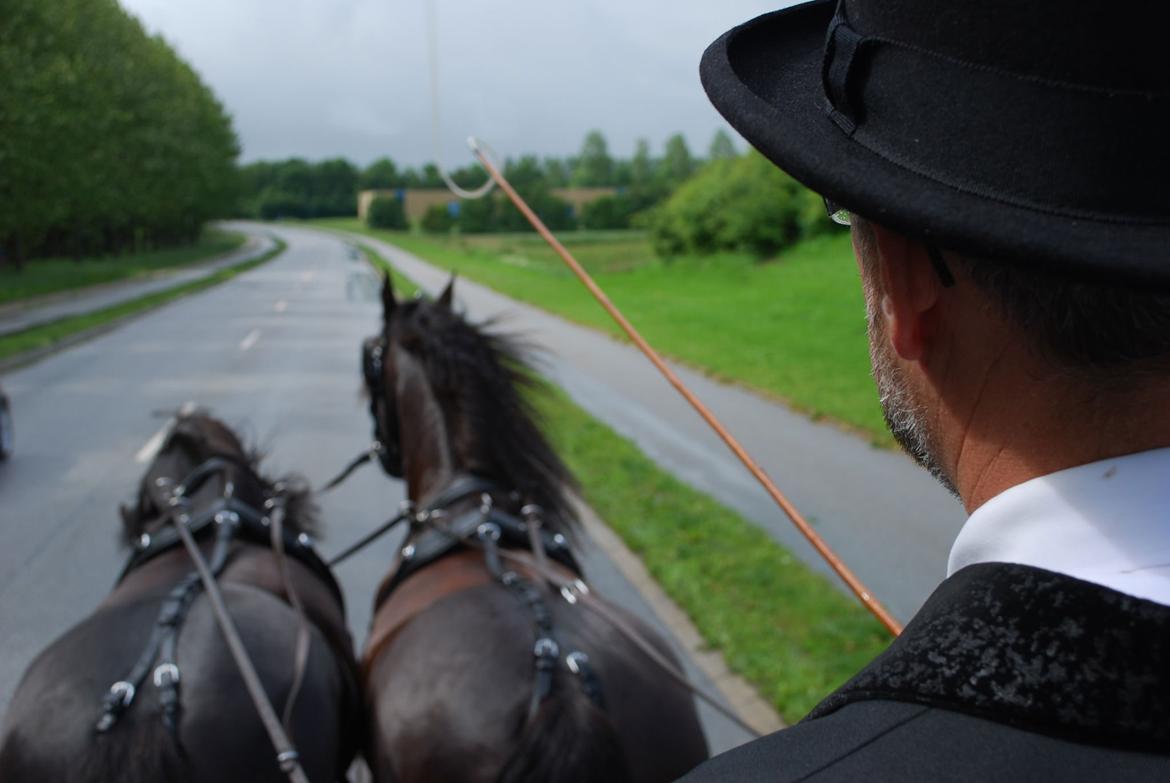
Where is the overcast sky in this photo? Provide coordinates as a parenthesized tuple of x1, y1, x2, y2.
(119, 0, 783, 167)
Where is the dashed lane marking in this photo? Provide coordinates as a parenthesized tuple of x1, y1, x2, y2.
(239, 329, 261, 352)
(135, 400, 198, 463)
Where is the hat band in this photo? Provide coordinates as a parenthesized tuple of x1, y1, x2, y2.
(820, 15, 1170, 225)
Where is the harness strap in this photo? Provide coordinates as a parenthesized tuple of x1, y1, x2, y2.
(498, 547, 763, 738)
(316, 445, 378, 493)
(269, 499, 311, 733)
(171, 501, 312, 783)
(96, 513, 237, 736)
(478, 517, 560, 721)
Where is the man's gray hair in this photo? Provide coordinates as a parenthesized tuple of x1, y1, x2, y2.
(853, 218, 1170, 377)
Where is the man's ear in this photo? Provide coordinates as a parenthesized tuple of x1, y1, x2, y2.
(436, 274, 456, 309)
(382, 270, 397, 325)
(870, 224, 943, 362)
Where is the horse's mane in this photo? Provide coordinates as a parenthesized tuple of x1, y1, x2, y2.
(119, 412, 319, 545)
(390, 298, 580, 536)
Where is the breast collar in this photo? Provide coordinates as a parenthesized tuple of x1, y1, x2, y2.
(120, 462, 343, 610)
(373, 476, 582, 609)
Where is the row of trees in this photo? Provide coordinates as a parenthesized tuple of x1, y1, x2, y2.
(237, 130, 737, 227)
(0, 0, 239, 268)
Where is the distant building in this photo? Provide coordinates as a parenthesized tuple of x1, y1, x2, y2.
(357, 187, 618, 223)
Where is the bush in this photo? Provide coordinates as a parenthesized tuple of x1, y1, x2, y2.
(646, 151, 829, 259)
(367, 196, 407, 230)
(581, 194, 640, 230)
(458, 198, 497, 234)
(420, 203, 456, 233)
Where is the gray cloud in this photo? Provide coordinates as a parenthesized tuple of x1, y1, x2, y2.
(120, 0, 785, 166)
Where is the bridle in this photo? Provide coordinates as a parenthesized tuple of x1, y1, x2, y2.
(362, 334, 403, 478)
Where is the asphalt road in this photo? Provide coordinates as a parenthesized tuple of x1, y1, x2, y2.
(0, 224, 754, 755)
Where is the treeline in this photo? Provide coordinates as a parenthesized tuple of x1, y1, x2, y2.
(237, 130, 736, 229)
(0, 0, 239, 268)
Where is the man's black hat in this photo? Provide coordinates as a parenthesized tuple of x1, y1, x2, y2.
(700, 0, 1170, 284)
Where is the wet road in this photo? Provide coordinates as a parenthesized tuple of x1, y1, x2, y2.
(0, 224, 756, 754)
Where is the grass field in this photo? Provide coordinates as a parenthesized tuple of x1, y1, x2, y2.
(541, 383, 889, 721)
(0, 228, 247, 306)
(313, 219, 888, 444)
(0, 237, 286, 362)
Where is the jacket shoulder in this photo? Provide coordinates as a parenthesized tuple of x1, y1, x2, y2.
(678, 700, 1170, 782)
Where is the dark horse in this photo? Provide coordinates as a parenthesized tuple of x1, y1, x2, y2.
(0, 413, 361, 782)
(361, 275, 709, 782)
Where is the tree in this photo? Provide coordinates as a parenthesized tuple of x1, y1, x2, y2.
(659, 134, 697, 187)
(420, 203, 456, 233)
(543, 158, 570, 188)
(367, 196, 407, 230)
(572, 130, 614, 186)
(708, 129, 737, 161)
(631, 138, 654, 189)
(361, 157, 400, 189)
(0, 0, 240, 264)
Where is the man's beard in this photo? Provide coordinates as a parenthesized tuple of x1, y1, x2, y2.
(865, 290, 959, 496)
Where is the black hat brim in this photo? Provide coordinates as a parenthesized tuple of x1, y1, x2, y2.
(700, 1, 1168, 285)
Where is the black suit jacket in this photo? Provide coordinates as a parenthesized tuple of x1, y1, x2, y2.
(680, 563, 1170, 781)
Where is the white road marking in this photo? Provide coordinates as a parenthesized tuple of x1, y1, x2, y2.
(274, 300, 288, 313)
(300, 271, 316, 283)
(135, 400, 198, 463)
(238, 329, 261, 352)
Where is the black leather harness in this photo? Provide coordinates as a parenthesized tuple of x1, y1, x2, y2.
(95, 458, 341, 737)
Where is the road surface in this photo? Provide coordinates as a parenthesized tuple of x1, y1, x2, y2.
(0, 224, 756, 755)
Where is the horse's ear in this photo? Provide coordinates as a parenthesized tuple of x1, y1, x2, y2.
(436, 274, 456, 309)
(382, 270, 397, 323)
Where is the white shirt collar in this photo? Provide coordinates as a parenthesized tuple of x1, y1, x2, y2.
(947, 447, 1170, 607)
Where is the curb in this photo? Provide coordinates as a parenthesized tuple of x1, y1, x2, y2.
(0, 234, 283, 375)
(0, 234, 260, 322)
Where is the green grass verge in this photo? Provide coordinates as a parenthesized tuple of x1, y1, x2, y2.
(0, 228, 248, 306)
(0, 237, 287, 361)
(534, 384, 890, 722)
(311, 218, 889, 445)
(353, 241, 420, 298)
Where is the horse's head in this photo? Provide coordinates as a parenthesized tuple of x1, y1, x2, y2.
(120, 411, 316, 544)
(363, 272, 578, 534)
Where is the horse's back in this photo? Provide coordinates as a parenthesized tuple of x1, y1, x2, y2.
(1, 584, 351, 783)
(366, 579, 708, 783)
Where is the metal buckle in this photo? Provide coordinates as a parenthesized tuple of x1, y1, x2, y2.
(565, 651, 589, 675)
(276, 750, 300, 772)
(560, 579, 590, 605)
(108, 680, 136, 707)
(533, 637, 560, 659)
(152, 663, 180, 688)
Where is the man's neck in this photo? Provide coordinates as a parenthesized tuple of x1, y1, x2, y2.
(946, 369, 1170, 513)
